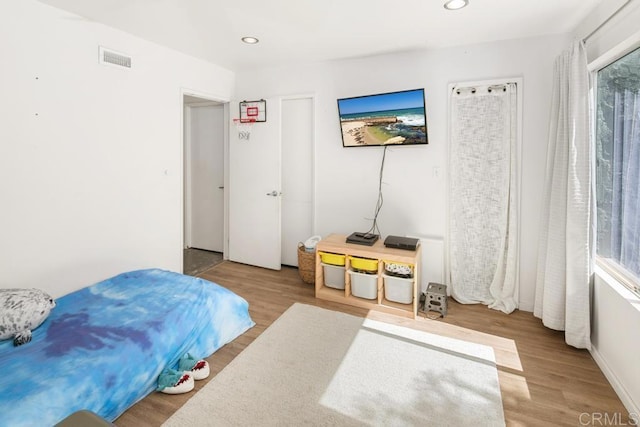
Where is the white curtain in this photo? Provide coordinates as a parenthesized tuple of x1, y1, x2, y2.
(534, 41, 592, 349)
(448, 82, 519, 314)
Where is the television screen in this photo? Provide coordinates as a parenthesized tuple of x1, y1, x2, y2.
(337, 88, 428, 147)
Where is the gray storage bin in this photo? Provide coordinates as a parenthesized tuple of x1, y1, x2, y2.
(349, 270, 378, 300)
(322, 263, 345, 290)
(383, 274, 414, 304)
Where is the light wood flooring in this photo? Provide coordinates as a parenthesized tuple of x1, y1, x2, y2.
(115, 261, 629, 426)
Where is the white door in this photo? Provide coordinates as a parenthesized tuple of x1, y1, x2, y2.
(281, 97, 314, 266)
(188, 104, 224, 252)
(228, 98, 282, 269)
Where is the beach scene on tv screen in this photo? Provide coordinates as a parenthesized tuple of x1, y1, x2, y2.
(338, 89, 427, 147)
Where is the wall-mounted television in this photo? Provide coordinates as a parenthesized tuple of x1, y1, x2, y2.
(337, 88, 428, 147)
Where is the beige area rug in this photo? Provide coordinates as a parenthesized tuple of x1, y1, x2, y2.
(163, 303, 505, 426)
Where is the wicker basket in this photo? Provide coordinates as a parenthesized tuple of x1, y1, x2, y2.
(297, 243, 316, 285)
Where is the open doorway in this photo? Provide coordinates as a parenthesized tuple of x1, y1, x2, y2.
(183, 93, 228, 276)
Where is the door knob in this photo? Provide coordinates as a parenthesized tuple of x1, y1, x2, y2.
(218, 186, 224, 189)
(266, 190, 281, 196)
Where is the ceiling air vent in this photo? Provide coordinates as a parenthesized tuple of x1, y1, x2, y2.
(99, 46, 131, 69)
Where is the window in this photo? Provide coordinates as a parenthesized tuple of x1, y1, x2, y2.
(595, 46, 640, 295)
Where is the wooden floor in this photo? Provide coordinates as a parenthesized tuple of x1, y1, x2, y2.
(116, 261, 629, 426)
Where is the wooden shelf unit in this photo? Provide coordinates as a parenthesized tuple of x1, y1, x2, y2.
(314, 234, 421, 319)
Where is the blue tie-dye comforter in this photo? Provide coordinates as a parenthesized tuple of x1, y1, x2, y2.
(0, 268, 254, 426)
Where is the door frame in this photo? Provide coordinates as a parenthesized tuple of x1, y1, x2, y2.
(180, 88, 230, 272)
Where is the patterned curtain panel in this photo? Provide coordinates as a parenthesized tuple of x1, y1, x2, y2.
(448, 82, 519, 314)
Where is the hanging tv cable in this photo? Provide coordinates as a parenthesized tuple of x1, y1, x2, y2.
(364, 145, 388, 237)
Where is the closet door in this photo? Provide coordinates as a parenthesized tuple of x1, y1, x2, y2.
(281, 97, 314, 266)
(228, 96, 314, 270)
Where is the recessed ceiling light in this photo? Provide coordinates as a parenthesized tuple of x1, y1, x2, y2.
(241, 36, 259, 44)
(444, 0, 469, 10)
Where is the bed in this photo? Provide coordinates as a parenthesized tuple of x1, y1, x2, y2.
(0, 268, 255, 426)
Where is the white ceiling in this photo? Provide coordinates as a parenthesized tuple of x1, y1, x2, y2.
(38, 0, 603, 71)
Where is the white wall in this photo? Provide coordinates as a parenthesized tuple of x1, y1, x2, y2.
(235, 33, 570, 311)
(0, 1, 234, 297)
(592, 268, 640, 416)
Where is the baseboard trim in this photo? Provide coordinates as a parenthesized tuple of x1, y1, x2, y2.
(590, 345, 640, 416)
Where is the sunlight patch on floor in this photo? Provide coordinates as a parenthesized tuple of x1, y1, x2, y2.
(365, 310, 524, 372)
(319, 317, 505, 426)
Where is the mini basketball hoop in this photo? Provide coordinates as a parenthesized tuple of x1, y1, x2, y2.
(233, 118, 255, 140)
(239, 100, 266, 122)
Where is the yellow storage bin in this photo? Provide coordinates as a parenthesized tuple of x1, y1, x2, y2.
(319, 251, 346, 266)
(349, 256, 379, 273)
